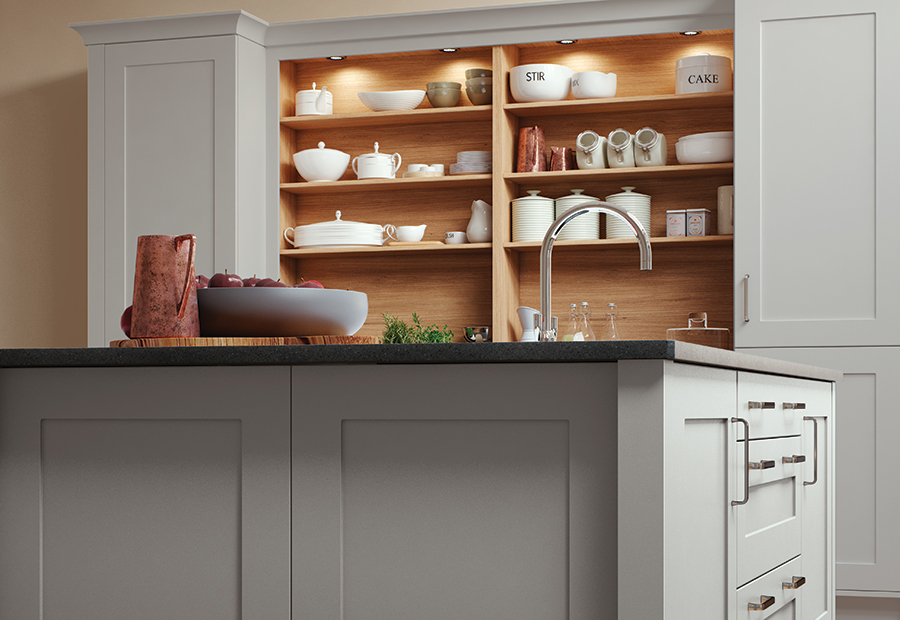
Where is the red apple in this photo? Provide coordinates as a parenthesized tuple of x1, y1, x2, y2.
(209, 269, 243, 287)
(196, 274, 210, 289)
(294, 280, 324, 289)
(120, 305, 133, 338)
(242, 274, 261, 287)
(259, 279, 288, 288)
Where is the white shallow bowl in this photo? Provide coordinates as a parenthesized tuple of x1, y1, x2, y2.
(358, 90, 426, 111)
(509, 64, 574, 102)
(292, 142, 350, 182)
(198, 287, 368, 337)
(570, 71, 617, 99)
(676, 134, 734, 164)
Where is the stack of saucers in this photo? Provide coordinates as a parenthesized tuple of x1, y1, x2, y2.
(449, 150, 492, 175)
(604, 186, 651, 239)
(554, 189, 601, 240)
(512, 190, 555, 242)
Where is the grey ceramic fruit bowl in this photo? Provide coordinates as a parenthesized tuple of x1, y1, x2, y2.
(197, 287, 368, 337)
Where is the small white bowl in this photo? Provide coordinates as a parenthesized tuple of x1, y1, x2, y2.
(358, 90, 426, 111)
(675, 133, 734, 164)
(571, 71, 617, 99)
(292, 142, 351, 182)
(509, 64, 574, 102)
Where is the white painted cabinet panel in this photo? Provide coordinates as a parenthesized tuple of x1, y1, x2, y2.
(73, 16, 269, 347)
(734, 0, 900, 347)
(749, 347, 900, 598)
(290, 363, 618, 620)
(0, 365, 291, 620)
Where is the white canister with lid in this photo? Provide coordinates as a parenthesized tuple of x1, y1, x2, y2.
(511, 190, 555, 242)
(607, 128, 635, 168)
(604, 186, 651, 239)
(295, 82, 333, 116)
(575, 130, 608, 169)
(675, 53, 733, 94)
(554, 189, 600, 240)
(352, 142, 402, 179)
(633, 127, 668, 167)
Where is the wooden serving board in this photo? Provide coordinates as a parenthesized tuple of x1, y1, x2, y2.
(110, 335, 379, 348)
(384, 241, 445, 246)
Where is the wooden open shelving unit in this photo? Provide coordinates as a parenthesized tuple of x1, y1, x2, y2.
(279, 31, 734, 343)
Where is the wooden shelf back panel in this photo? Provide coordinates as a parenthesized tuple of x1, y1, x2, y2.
(289, 252, 493, 342)
(283, 47, 493, 117)
(514, 31, 733, 99)
(516, 242, 733, 343)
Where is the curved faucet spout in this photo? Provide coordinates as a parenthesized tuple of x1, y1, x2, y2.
(538, 201, 652, 341)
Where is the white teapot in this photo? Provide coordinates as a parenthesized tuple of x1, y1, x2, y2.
(352, 142, 401, 179)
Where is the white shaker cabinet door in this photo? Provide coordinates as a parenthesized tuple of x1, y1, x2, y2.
(0, 366, 291, 620)
(733, 0, 900, 347)
(81, 31, 268, 346)
(750, 347, 899, 597)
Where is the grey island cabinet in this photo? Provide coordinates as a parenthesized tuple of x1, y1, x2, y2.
(0, 342, 839, 620)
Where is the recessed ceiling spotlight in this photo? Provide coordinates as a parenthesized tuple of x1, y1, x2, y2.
(440, 48, 459, 53)
(681, 31, 701, 36)
(557, 39, 577, 45)
(327, 55, 347, 60)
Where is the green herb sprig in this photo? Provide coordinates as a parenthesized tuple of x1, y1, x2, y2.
(381, 313, 454, 344)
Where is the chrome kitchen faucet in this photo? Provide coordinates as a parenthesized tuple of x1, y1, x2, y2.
(538, 201, 652, 341)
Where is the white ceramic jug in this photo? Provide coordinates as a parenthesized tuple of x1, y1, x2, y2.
(516, 306, 540, 342)
(466, 200, 492, 243)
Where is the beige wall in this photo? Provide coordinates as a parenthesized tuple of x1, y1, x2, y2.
(0, 0, 536, 348)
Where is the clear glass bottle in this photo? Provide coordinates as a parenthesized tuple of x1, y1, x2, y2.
(578, 301, 596, 341)
(563, 303, 580, 341)
(600, 303, 620, 341)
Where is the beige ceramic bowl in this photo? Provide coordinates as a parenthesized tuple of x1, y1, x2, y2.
(427, 81, 462, 90)
(465, 68, 493, 80)
(465, 78, 493, 105)
(427, 87, 461, 107)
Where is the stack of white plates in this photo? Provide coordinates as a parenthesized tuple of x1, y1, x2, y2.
(450, 150, 492, 175)
(512, 190, 555, 242)
(605, 186, 651, 239)
(293, 210, 385, 248)
(554, 189, 600, 240)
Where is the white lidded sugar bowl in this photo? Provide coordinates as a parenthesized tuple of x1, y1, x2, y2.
(352, 142, 402, 179)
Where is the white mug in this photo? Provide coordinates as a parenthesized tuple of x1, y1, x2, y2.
(444, 231, 467, 244)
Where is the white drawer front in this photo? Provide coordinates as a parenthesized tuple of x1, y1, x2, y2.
(737, 373, 831, 439)
(736, 556, 803, 620)
(735, 435, 804, 585)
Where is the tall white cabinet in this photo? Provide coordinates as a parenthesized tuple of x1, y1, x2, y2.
(734, 0, 900, 615)
(72, 12, 271, 347)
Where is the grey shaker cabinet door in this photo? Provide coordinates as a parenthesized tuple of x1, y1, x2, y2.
(0, 365, 291, 620)
(291, 362, 618, 620)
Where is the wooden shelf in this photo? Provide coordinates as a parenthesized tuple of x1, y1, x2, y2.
(281, 242, 492, 257)
(503, 92, 733, 118)
(504, 163, 733, 185)
(505, 235, 734, 252)
(280, 105, 492, 130)
(280, 173, 493, 195)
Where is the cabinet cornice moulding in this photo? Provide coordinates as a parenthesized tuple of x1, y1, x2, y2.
(71, 10, 269, 46)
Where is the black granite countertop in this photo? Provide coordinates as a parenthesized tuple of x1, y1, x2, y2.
(0, 340, 841, 382)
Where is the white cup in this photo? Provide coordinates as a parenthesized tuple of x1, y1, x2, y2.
(570, 71, 617, 99)
(444, 231, 467, 244)
(385, 224, 427, 242)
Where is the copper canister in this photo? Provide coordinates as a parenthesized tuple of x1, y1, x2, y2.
(517, 126, 547, 172)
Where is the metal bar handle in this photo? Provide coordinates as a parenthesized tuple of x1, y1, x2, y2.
(783, 576, 806, 590)
(749, 401, 775, 409)
(783, 402, 806, 410)
(732, 417, 750, 506)
(783, 454, 806, 464)
(804, 416, 820, 486)
(743, 274, 750, 323)
(749, 459, 775, 470)
(748, 595, 775, 611)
